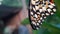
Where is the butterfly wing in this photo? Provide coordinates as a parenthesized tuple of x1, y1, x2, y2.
(29, 0, 56, 30)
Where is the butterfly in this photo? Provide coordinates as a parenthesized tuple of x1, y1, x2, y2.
(29, 0, 56, 30)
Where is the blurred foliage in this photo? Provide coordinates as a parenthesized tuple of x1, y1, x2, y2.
(22, 0, 60, 34)
(21, 18, 30, 25)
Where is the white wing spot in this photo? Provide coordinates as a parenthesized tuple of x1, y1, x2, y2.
(53, 9, 56, 12)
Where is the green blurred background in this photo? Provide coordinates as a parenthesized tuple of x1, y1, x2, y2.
(22, 0, 60, 34)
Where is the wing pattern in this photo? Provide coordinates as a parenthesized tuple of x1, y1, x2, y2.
(29, 0, 56, 30)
